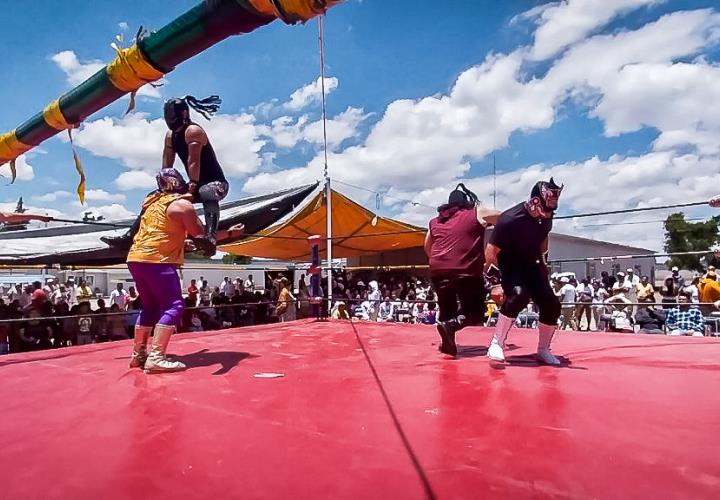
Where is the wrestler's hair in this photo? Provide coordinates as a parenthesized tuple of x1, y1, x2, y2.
(183, 95, 222, 120)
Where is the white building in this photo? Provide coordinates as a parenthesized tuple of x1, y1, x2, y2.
(347, 231, 657, 282)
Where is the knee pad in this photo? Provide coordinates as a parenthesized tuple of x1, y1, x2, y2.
(500, 286, 531, 318)
(171, 299, 185, 316)
(539, 296, 561, 325)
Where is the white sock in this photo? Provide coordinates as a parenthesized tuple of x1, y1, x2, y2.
(538, 323, 556, 351)
(493, 313, 515, 346)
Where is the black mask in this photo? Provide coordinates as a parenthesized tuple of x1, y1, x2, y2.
(163, 98, 189, 131)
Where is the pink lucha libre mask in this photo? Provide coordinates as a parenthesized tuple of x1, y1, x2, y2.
(526, 178, 563, 219)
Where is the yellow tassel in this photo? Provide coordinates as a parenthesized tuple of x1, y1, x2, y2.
(0, 130, 32, 183)
(43, 100, 72, 131)
(273, 0, 343, 24)
(106, 44, 164, 110)
(9, 159, 17, 184)
(68, 129, 86, 204)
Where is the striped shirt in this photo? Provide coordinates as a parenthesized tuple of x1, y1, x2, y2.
(665, 307, 704, 333)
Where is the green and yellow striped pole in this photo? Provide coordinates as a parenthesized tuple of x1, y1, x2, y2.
(0, 0, 342, 196)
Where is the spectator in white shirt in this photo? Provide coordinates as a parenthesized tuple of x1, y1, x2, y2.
(557, 277, 577, 330)
(51, 285, 69, 305)
(244, 274, 255, 293)
(367, 281, 381, 322)
(109, 283, 129, 309)
(43, 278, 57, 296)
(378, 297, 395, 322)
(221, 277, 235, 297)
(66, 278, 78, 306)
(8, 284, 23, 305)
(625, 268, 639, 300)
(575, 278, 593, 331)
(591, 281, 610, 331)
(612, 272, 630, 294)
(685, 276, 701, 304)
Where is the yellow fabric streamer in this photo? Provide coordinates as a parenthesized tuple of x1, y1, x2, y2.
(68, 129, 86, 205)
(43, 100, 72, 131)
(106, 44, 164, 113)
(273, 0, 343, 23)
(41, 101, 85, 202)
(0, 130, 31, 184)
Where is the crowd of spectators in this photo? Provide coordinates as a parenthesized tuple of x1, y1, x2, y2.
(0, 278, 143, 354)
(548, 265, 720, 336)
(3, 263, 717, 356)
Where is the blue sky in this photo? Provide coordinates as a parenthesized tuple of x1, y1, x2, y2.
(1, 0, 719, 250)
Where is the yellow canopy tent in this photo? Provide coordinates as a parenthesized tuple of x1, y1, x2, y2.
(220, 188, 427, 261)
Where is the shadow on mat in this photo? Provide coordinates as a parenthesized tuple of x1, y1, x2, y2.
(457, 343, 522, 358)
(490, 353, 585, 370)
(173, 349, 252, 375)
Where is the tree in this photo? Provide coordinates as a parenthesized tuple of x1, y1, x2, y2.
(222, 254, 253, 265)
(664, 213, 720, 272)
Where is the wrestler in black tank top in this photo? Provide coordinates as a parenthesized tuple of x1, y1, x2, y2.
(171, 122, 227, 186)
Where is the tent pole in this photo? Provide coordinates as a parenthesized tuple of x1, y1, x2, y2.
(318, 15, 332, 314)
(325, 177, 333, 312)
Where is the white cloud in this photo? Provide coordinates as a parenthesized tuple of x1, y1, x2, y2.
(51, 50, 105, 86)
(72, 113, 166, 170)
(202, 114, 266, 176)
(284, 77, 339, 111)
(116, 170, 156, 191)
(261, 106, 369, 151)
(84, 189, 126, 203)
(592, 61, 720, 155)
(51, 50, 162, 98)
(0, 155, 35, 182)
(73, 111, 266, 186)
(243, 7, 720, 251)
(520, 0, 663, 60)
(393, 151, 720, 251)
(32, 191, 73, 203)
(77, 203, 134, 221)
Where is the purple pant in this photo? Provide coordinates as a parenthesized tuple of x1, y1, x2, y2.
(128, 262, 184, 327)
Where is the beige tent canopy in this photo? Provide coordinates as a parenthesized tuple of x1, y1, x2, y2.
(220, 188, 427, 261)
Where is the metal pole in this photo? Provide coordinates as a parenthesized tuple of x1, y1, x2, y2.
(318, 16, 333, 313)
(326, 178, 333, 311)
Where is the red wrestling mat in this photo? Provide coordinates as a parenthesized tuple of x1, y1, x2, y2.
(1, 320, 719, 499)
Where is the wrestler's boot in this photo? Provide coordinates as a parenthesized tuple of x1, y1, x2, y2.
(129, 325, 152, 368)
(487, 313, 514, 362)
(143, 324, 187, 373)
(436, 315, 466, 356)
(194, 206, 219, 257)
(101, 215, 140, 249)
(536, 323, 561, 366)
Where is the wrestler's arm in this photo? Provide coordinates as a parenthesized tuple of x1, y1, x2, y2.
(162, 131, 175, 168)
(540, 237, 550, 266)
(476, 207, 500, 226)
(185, 125, 208, 193)
(169, 198, 244, 241)
(424, 230, 432, 257)
(484, 243, 501, 268)
(170, 198, 204, 238)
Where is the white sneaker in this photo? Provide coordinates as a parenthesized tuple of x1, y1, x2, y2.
(487, 340, 505, 362)
(536, 348, 561, 366)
